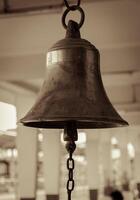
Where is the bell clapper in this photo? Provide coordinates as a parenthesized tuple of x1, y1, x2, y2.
(63, 122, 78, 200)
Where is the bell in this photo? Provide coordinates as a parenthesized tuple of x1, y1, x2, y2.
(20, 20, 128, 129)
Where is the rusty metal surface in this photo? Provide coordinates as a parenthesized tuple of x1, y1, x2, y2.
(21, 20, 128, 129)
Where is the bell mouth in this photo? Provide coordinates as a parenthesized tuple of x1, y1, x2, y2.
(21, 117, 128, 129)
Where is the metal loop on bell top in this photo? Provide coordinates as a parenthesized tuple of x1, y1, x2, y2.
(64, 0, 81, 9)
(62, 5, 85, 29)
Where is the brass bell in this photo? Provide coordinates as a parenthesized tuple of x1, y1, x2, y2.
(20, 20, 128, 129)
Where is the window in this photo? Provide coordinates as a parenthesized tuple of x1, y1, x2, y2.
(0, 102, 17, 131)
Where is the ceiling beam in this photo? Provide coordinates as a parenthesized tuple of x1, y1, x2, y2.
(115, 103, 140, 112)
(0, 81, 37, 95)
(0, 0, 140, 56)
(0, 45, 139, 81)
(100, 45, 140, 73)
(0, 54, 45, 80)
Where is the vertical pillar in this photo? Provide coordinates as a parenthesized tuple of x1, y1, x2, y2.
(121, 147, 130, 192)
(102, 141, 112, 196)
(42, 129, 61, 200)
(16, 95, 38, 200)
(86, 134, 99, 200)
(118, 131, 130, 191)
(134, 151, 140, 198)
(134, 129, 140, 198)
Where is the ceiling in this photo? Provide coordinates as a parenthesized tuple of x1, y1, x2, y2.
(0, 0, 95, 14)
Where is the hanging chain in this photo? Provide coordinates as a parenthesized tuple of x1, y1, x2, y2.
(62, 0, 85, 29)
(64, 0, 81, 9)
(66, 141, 76, 200)
(64, 122, 78, 200)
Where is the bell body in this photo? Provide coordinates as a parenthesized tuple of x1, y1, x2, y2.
(21, 21, 128, 129)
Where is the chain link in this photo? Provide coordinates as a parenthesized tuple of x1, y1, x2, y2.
(66, 145, 75, 200)
(64, 123, 77, 200)
(62, 0, 84, 29)
(64, 0, 81, 9)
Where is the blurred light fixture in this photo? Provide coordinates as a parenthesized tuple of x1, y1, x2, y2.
(38, 132, 43, 142)
(111, 137, 118, 145)
(111, 137, 121, 159)
(76, 132, 86, 145)
(127, 143, 135, 159)
(7, 149, 13, 158)
(111, 148, 121, 160)
(20, 0, 128, 199)
(38, 151, 44, 158)
(13, 148, 18, 158)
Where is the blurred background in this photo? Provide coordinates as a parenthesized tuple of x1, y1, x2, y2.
(0, 0, 140, 200)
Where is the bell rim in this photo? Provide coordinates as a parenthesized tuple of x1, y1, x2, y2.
(20, 117, 129, 129)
